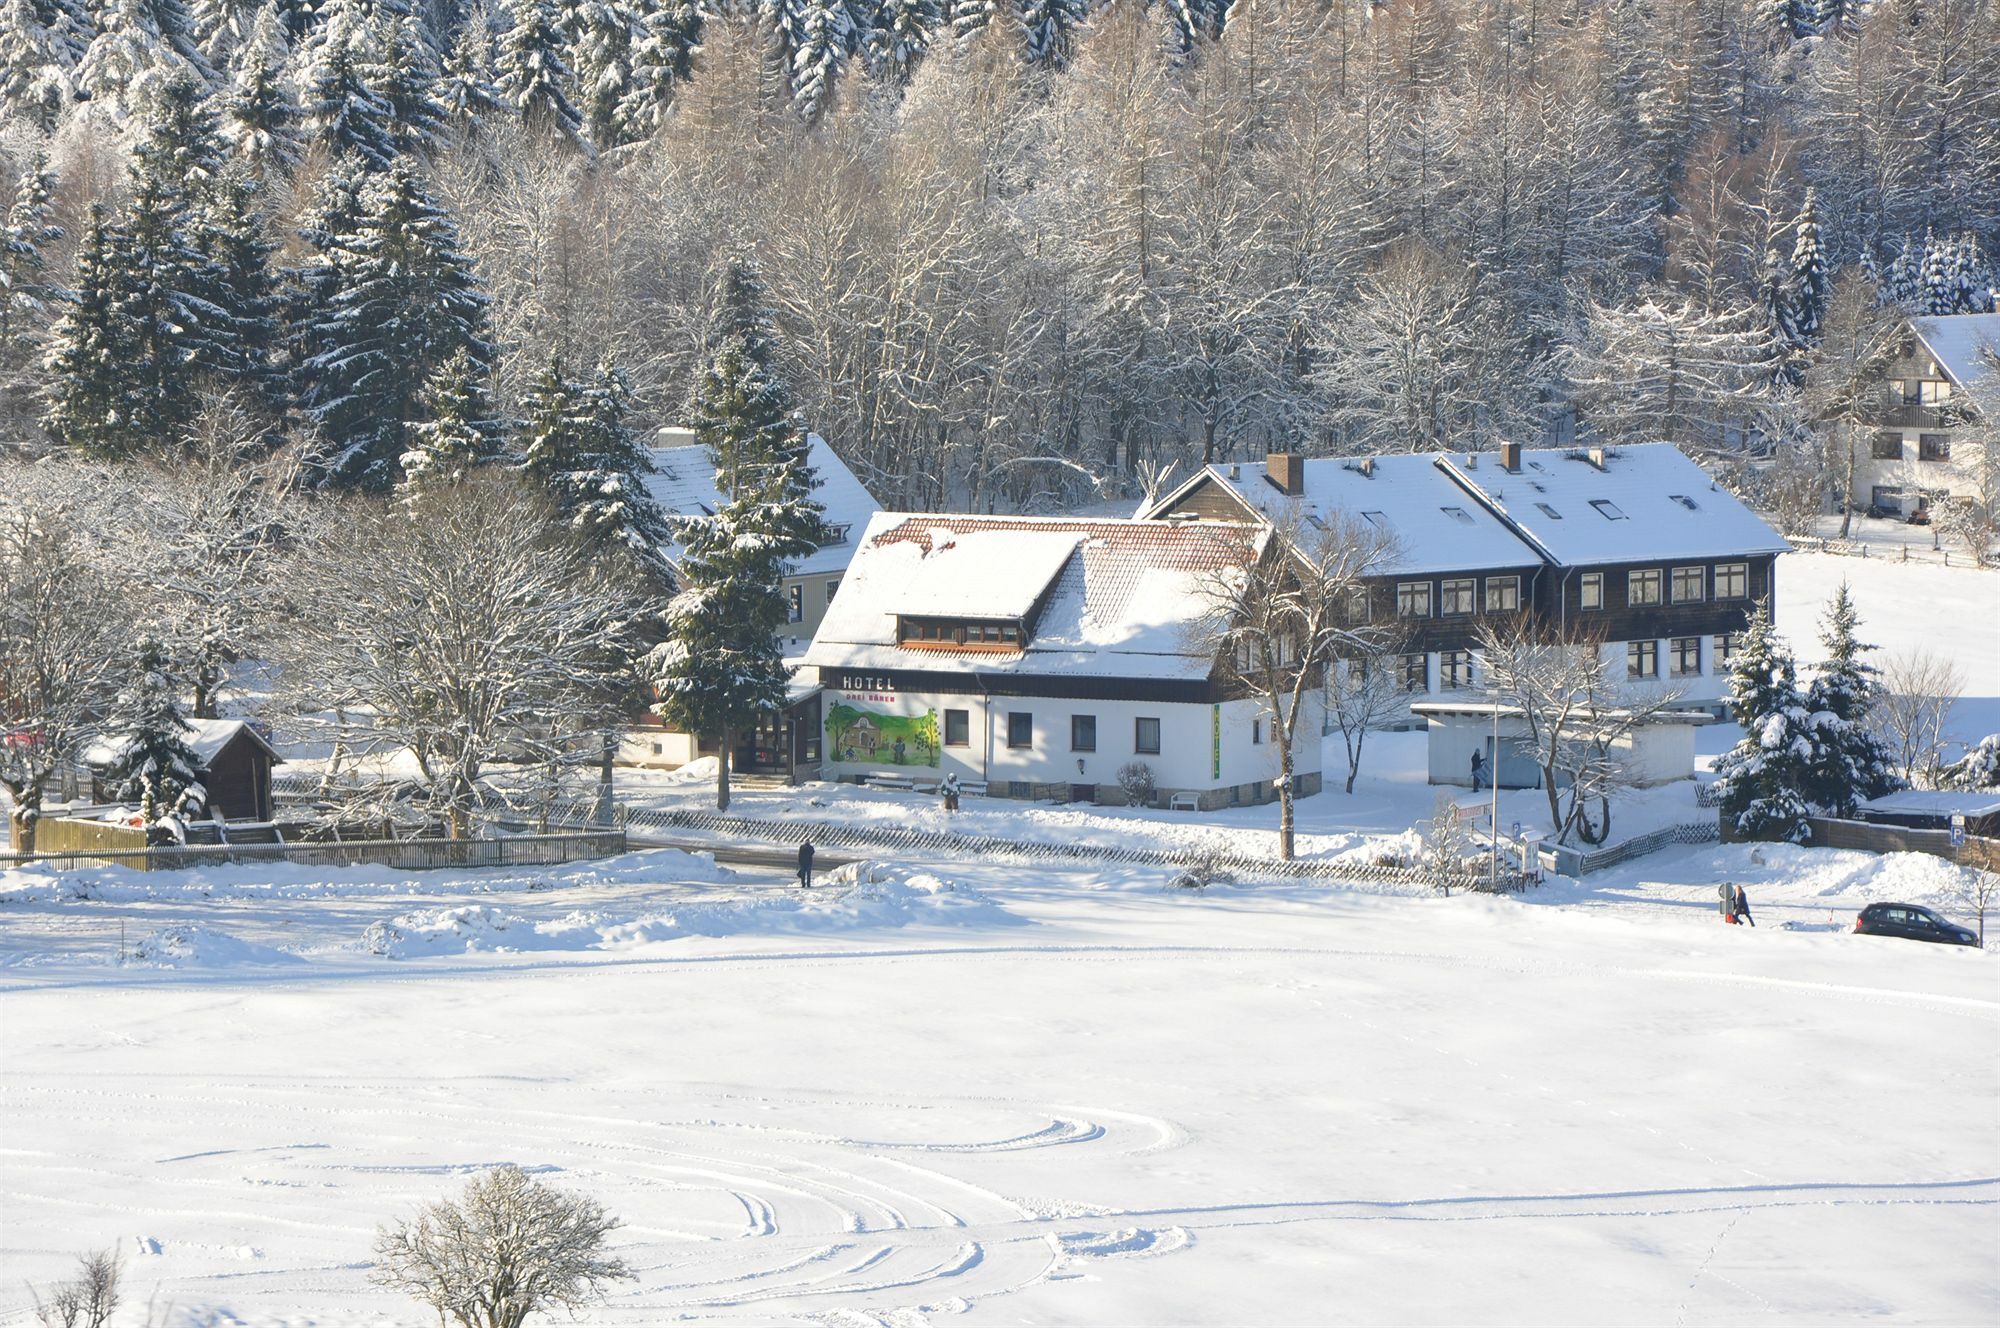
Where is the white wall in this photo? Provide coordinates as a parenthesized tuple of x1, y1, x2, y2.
(821, 684, 1320, 793)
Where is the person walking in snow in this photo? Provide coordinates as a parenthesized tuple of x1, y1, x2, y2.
(940, 772, 961, 813)
(1470, 749, 1486, 792)
(797, 838, 815, 889)
(1733, 884, 1755, 927)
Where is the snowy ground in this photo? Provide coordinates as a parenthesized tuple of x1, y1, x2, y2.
(2, 844, 1995, 1326)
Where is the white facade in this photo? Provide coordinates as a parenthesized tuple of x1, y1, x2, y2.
(1414, 703, 1709, 791)
(819, 676, 1320, 806)
(1852, 313, 2000, 516)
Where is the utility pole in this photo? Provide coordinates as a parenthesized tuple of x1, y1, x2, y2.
(1489, 699, 1501, 888)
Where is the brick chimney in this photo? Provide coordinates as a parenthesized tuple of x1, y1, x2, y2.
(1266, 451, 1306, 497)
(1498, 440, 1521, 473)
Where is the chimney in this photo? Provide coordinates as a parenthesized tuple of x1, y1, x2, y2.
(1266, 451, 1306, 497)
(1586, 446, 1608, 470)
(1358, 456, 1374, 478)
(1498, 440, 1521, 473)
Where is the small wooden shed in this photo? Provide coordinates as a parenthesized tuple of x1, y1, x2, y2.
(89, 719, 282, 823)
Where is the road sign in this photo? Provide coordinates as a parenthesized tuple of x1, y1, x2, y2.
(1950, 813, 1966, 848)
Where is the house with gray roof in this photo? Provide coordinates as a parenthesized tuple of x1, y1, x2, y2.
(1852, 311, 2000, 519)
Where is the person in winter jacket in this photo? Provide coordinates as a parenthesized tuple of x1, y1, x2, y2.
(798, 839, 815, 889)
(1470, 750, 1486, 792)
(940, 772, 962, 812)
(1733, 884, 1755, 927)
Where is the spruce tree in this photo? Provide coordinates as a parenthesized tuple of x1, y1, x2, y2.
(0, 0, 71, 131)
(1712, 601, 1817, 844)
(438, 12, 506, 132)
(221, 52, 304, 176)
(302, 10, 399, 168)
(190, 171, 283, 411)
(77, 0, 185, 120)
(1, 153, 63, 438)
(296, 160, 495, 489)
(371, 12, 450, 155)
(867, 0, 935, 83)
(399, 346, 497, 497)
(566, 0, 642, 146)
(42, 207, 127, 456)
(1020, 0, 1086, 70)
(616, 0, 698, 136)
(519, 353, 673, 577)
(782, 0, 852, 122)
(100, 636, 209, 832)
(497, 0, 586, 143)
(1789, 188, 1827, 343)
(1803, 584, 1901, 815)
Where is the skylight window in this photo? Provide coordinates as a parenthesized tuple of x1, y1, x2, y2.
(1590, 499, 1628, 521)
(1361, 511, 1388, 527)
(1669, 494, 1699, 511)
(1440, 506, 1474, 525)
(1535, 502, 1563, 520)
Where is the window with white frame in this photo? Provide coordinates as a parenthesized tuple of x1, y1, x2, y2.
(1627, 640, 1658, 680)
(1670, 636, 1701, 677)
(1440, 578, 1476, 615)
(1714, 563, 1747, 599)
(787, 584, 804, 622)
(1396, 582, 1432, 618)
(1134, 717, 1161, 755)
(1628, 569, 1662, 606)
(1714, 632, 1741, 668)
(1670, 566, 1705, 604)
(1578, 573, 1603, 610)
(1485, 575, 1520, 613)
(1400, 653, 1428, 692)
(1440, 649, 1474, 689)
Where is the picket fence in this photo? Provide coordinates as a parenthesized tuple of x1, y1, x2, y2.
(1542, 820, 1721, 876)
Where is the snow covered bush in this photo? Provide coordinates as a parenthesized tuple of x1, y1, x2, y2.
(1116, 760, 1157, 807)
(372, 1165, 633, 1328)
(1167, 851, 1235, 893)
(1419, 793, 1477, 881)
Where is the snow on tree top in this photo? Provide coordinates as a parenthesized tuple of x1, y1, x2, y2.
(804, 514, 1267, 681)
(1908, 313, 2000, 397)
(645, 431, 881, 577)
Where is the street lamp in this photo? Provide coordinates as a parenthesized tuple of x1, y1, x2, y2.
(1487, 687, 1502, 888)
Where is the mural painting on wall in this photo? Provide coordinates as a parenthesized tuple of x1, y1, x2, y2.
(827, 704, 940, 768)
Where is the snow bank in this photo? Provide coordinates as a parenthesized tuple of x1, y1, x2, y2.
(365, 863, 1022, 958)
(132, 926, 303, 968)
(0, 846, 737, 905)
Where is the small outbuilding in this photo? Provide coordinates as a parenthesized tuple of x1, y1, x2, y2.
(1410, 701, 1714, 791)
(88, 718, 282, 823)
(1854, 791, 2000, 837)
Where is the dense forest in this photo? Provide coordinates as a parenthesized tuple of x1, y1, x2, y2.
(0, 0, 1996, 510)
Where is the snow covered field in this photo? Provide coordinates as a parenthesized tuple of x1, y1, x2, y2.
(3, 846, 1995, 1326)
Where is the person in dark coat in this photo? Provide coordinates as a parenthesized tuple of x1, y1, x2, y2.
(1733, 883, 1755, 927)
(1470, 749, 1486, 792)
(798, 839, 815, 889)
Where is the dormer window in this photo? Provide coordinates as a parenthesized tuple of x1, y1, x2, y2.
(821, 522, 852, 546)
(898, 616, 1024, 650)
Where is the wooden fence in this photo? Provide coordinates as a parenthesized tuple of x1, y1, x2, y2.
(0, 830, 628, 874)
(1542, 820, 1722, 877)
(1805, 817, 2000, 871)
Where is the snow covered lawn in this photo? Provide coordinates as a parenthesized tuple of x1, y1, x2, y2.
(2, 847, 1995, 1325)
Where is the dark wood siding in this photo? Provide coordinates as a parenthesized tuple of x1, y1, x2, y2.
(1539, 554, 1775, 641)
(1152, 475, 1262, 522)
(1353, 566, 1546, 654)
(201, 732, 275, 822)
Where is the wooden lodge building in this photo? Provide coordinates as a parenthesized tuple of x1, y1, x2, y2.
(1143, 441, 1791, 713)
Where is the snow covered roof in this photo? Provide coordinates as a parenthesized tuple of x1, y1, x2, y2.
(804, 514, 1266, 680)
(1909, 313, 2000, 398)
(84, 719, 281, 771)
(1856, 790, 2000, 818)
(1150, 453, 1537, 575)
(642, 432, 882, 577)
(1410, 701, 1715, 726)
(1436, 443, 1791, 566)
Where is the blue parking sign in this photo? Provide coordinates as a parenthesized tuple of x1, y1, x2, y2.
(1950, 814, 1966, 847)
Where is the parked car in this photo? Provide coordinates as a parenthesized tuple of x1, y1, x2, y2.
(1853, 902, 1980, 947)
(1906, 506, 1931, 526)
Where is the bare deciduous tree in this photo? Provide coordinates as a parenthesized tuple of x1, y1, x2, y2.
(29, 1248, 121, 1328)
(0, 470, 128, 852)
(1804, 272, 1902, 538)
(1325, 637, 1409, 795)
(1194, 510, 1398, 859)
(1475, 618, 1689, 846)
(1874, 650, 1964, 788)
(275, 475, 637, 839)
(373, 1165, 634, 1328)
